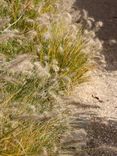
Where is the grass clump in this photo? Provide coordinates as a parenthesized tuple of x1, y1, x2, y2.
(0, 56, 67, 155)
(0, 0, 102, 155)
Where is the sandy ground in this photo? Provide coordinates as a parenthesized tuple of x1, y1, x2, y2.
(60, 1, 117, 156)
(73, 0, 117, 128)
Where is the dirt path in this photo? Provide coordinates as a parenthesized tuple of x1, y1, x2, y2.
(59, 1, 117, 155)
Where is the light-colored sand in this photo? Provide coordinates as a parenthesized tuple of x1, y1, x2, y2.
(60, 1, 117, 155)
(72, 0, 117, 124)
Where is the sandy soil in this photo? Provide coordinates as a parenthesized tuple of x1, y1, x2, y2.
(60, 1, 117, 156)
(72, 0, 117, 126)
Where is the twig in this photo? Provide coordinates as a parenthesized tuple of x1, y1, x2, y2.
(0, 14, 23, 33)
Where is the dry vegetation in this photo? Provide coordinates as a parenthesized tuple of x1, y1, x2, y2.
(0, 0, 102, 155)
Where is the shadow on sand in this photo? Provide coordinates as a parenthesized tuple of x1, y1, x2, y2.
(79, 116, 117, 156)
(64, 102, 117, 156)
(74, 114, 117, 156)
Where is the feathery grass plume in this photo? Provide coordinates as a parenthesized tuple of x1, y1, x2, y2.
(36, 12, 102, 89)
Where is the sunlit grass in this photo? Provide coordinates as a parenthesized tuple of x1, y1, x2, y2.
(0, 0, 100, 155)
(0, 59, 67, 155)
